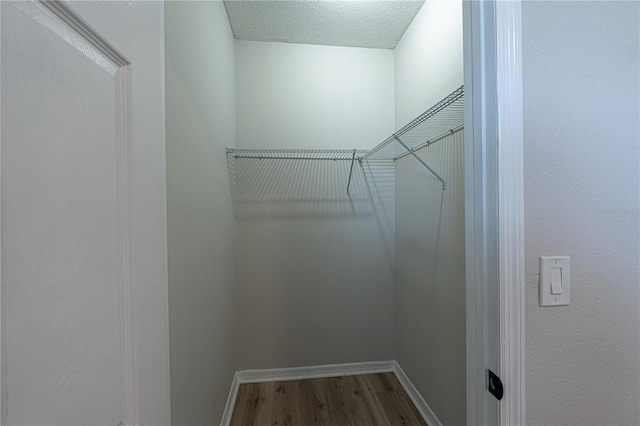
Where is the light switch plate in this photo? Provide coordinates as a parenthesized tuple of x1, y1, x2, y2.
(539, 256, 570, 306)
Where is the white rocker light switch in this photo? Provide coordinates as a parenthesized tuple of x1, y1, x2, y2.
(540, 256, 570, 306)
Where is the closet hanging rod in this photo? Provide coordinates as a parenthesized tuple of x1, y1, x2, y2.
(226, 148, 367, 161)
(358, 85, 464, 162)
(393, 124, 464, 161)
(231, 156, 358, 161)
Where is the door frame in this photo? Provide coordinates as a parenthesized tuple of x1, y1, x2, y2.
(0, 0, 523, 424)
(464, 1, 525, 425)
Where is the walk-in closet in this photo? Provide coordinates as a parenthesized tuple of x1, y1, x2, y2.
(165, 1, 465, 425)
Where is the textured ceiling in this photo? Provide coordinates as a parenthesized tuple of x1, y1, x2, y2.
(223, 1, 425, 49)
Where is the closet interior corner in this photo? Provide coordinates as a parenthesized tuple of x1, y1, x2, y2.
(165, 1, 467, 425)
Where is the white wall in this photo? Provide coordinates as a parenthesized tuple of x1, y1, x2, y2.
(522, 2, 640, 424)
(395, 132, 465, 426)
(394, 0, 463, 125)
(165, 2, 236, 424)
(393, 1, 465, 425)
(236, 40, 395, 149)
(234, 41, 396, 369)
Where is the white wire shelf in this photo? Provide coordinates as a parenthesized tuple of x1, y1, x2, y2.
(226, 86, 464, 195)
(226, 148, 367, 161)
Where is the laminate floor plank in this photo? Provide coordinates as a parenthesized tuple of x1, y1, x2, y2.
(271, 380, 304, 426)
(377, 372, 401, 392)
(299, 377, 329, 424)
(254, 382, 276, 425)
(323, 376, 364, 425)
(322, 377, 351, 425)
(230, 373, 429, 426)
(376, 388, 427, 426)
(377, 373, 427, 426)
(229, 381, 257, 426)
(359, 372, 389, 394)
(341, 375, 379, 426)
(355, 375, 393, 425)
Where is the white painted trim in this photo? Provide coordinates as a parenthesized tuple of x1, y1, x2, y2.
(38, 1, 129, 66)
(220, 372, 240, 426)
(119, 65, 138, 426)
(464, 1, 499, 424)
(464, 0, 526, 425)
(495, 2, 526, 425)
(0, 1, 3, 421)
(392, 362, 442, 426)
(237, 361, 395, 384)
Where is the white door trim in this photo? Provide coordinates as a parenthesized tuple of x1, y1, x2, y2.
(464, 1, 525, 425)
(1, 3, 3, 422)
(496, 2, 526, 425)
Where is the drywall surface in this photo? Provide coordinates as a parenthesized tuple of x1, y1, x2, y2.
(165, 2, 236, 425)
(234, 40, 396, 369)
(523, 2, 640, 424)
(393, 1, 465, 425)
(234, 157, 396, 369)
(395, 133, 466, 426)
(393, 0, 463, 126)
(236, 40, 395, 150)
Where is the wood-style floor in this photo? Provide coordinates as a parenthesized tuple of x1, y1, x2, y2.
(230, 373, 428, 426)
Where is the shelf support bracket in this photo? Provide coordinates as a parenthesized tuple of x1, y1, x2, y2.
(346, 149, 356, 196)
(394, 135, 446, 190)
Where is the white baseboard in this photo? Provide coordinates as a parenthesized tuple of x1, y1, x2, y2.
(220, 360, 442, 426)
(220, 371, 239, 426)
(393, 361, 443, 426)
(236, 360, 396, 384)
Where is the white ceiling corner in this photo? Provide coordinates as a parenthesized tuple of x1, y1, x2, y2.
(223, 0, 425, 49)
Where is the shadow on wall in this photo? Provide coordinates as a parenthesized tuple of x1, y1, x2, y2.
(228, 156, 393, 218)
(232, 154, 397, 368)
(227, 155, 395, 264)
(395, 129, 466, 426)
